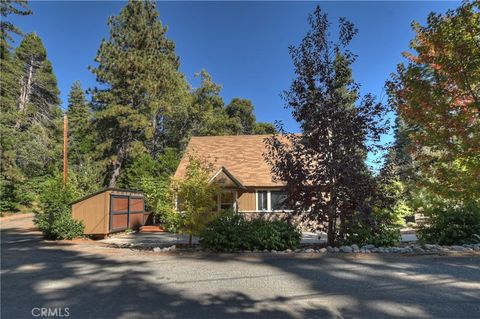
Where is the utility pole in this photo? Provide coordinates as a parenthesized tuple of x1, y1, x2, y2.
(63, 114, 68, 186)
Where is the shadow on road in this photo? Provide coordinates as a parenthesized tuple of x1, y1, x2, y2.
(1, 224, 480, 318)
(2, 226, 311, 319)
(179, 251, 480, 318)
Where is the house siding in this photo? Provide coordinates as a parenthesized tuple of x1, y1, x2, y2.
(237, 189, 256, 211)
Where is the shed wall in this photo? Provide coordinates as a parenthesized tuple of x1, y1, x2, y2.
(72, 192, 108, 235)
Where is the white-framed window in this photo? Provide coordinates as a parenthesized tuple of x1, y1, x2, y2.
(257, 190, 268, 211)
(256, 189, 291, 212)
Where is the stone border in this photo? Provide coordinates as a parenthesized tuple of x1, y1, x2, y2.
(109, 242, 480, 255)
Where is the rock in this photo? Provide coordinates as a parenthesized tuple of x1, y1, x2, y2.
(333, 247, 340, 253)
(424, 244, 435, 250)
(271, 250, 278, 253)
(473, 245, 480, 251)
(305, 248, 315, 253)
(340, 246, 353, 253)
(319, 248, 327, 253)
(351, 244, 359, 251)
(364, 249, 371, 254)
(451, 245, 467, 251)
(362, 244, 375, 250)
(263, 249, 269, 253)
(170, 245, 176, 250)
(153, 247, 161, 252)
(294, 249, 302, 253)
(285, 249, 293, 253)
(327, 246, 334, 252)
(412, 246, 424, 253)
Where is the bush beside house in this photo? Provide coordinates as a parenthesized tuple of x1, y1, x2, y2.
(200, 211, 301, 252)
(34, 177, 84, 240)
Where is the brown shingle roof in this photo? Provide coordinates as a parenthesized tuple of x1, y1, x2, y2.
(174, 135, 284, 187)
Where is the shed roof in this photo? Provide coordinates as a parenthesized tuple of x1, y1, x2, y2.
(70, 188, 143, 205)
(173, 135, 284, 187)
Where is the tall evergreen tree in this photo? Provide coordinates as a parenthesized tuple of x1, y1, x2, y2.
(1, 30, 61, 210)
(264, 7, 389, 245)
(225, 98, 256, 134)
(0, 1, 31, 211)
(66, 81, 93, 165)
(0, 0, 31, 50)
(90, 0, 189, 187)
(15, 33, 61, 130)
(13, 33, 62, 183)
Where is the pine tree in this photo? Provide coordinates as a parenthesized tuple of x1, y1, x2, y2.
(1, 31, 61, 211)
(0, 0, 31, 211)
(90, 0, 189, 187)
(13, 33, 62, 177)
(0, 0, 32, 50)
(66, 81, 93, 165)
(225, 98, 256, 134)
(15, 33, 61, 129)
(264, 6, 389, 245)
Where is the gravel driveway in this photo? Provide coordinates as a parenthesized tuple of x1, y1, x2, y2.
(1, 215, 479, 319)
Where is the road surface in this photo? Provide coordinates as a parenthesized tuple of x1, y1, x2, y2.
(1, 215, 479, 318)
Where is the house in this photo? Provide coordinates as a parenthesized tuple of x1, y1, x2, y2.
(173, 135, 292, 219)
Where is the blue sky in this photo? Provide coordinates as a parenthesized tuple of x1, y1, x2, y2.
(10, 1, 459, 166)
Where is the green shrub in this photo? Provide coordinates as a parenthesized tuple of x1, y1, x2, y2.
(344, 223, 401, 247)
(200, 211, 301, 252)
(200, 211, 248, 251)
(417, 201, 480, 245)
(160, 209, 183, 233)
(343, 209, 401, 247)
(34, 176, 84, 240)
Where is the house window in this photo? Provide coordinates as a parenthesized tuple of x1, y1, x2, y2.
(256, 190, 291, 212)
(257, 190, 268, 211)
(220, 191, 234, 211)
(271, 190, 288, 211)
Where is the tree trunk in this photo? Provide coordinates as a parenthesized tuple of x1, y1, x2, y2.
(327, 194, 337, 246)
(16, 57, 34, 128)
(108, 159, 122, 187)
(108, 139, 129, 187)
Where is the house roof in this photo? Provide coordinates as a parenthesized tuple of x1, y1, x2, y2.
(173, 135, 285, 187)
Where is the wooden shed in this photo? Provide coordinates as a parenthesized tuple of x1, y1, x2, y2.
(71, 188, 148, 236)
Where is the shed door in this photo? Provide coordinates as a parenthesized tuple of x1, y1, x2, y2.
(110, 195, 145, 232)
(128, 197, 145, 229)
(110, 196, 129, 231)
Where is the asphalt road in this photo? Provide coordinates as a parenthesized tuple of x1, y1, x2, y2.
(1, 215, 479, 319)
